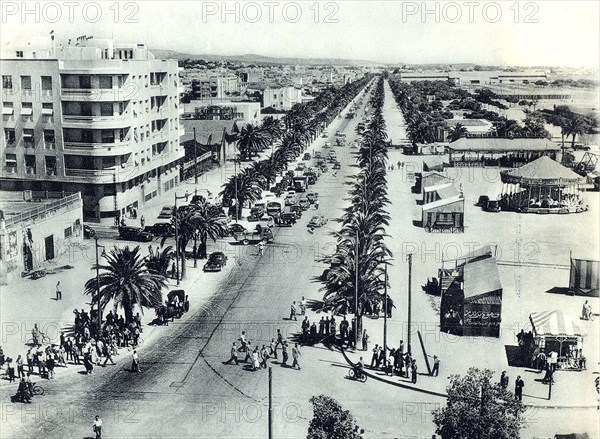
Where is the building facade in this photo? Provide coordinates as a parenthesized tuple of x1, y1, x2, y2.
(0, 191, 83, 284)
(1, 38, 184, 220)
(191, 75, 240, 100)
(263, 86, 302, 111)
(183, 100, 261, 125)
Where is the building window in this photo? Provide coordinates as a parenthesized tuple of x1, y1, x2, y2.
(79, 75, 91, 89)
(25, 154, 36, 174)
(4, 129, 16, 145)
(99, 76, 113, 89)
(16, 51, 23, 58)
(64, 227, 72, 238)
(2, 76, 12, 89)
(23, 129, 35, 146)
(45, 156, 56, 175)
(100, 102, 113, 116)
(42, 103, 54, 122)
(44, 130, 55, 148)
(21, 76, 32, 90)
(101, 130, 115, 144)
(5, 153, 17, 173)
(41, 76, 52, 91)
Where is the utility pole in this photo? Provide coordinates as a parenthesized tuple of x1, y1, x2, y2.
(174, 194, 179, 285)
(407, 253, 412, 355)
(383, 263, 388, 368)
(268, 367, 273, 439)
(193, 127, 198, 184)
(354, 229, 359, 349)
(94, 237, 105, 337)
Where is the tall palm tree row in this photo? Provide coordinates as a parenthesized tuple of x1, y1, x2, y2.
(319, 76, 392, 337)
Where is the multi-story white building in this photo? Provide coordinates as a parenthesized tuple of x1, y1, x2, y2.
(191, 75, 240, 100)
(263, 86, 302, 111)
(1, 37, 184, 220)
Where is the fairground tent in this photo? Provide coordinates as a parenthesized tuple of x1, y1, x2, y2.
(501, 156, 586, 186)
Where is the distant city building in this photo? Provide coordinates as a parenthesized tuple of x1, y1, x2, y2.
(398, 70, 548, 85)
(263, 86, 302, 111)
(183, 100, 261, 125)
(1, 37, 184, 220)
(0, 191, 83, 284)
(191, 75, 240, 100)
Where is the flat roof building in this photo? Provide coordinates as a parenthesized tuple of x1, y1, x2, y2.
(1, 37, 184, 220)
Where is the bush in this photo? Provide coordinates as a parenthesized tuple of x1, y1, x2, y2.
(308, 395, 364, 439)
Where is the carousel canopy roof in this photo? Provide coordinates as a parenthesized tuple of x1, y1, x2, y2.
(448, 137, 559, 152)
(501, 156, 586, 185)
(529, 310, 586, 338)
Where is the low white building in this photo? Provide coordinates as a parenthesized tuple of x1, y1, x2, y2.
(183, 101, 261, 125)
(263, 86, 302, 111)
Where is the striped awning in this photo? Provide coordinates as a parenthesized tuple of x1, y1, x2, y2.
(529, 310, 586, 338)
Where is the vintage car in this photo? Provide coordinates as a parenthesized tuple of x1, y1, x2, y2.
(203, 252, 228, 272)
(308, 215, 328, 228)
(157, 206, 174, 219)
(119, 226, 153, 242)
(155, 289, 190, 324)
(144, 222, 174, 237)
(83, 224, 96, 239)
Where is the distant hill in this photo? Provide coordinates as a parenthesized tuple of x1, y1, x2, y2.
(150, 49, 382, 66)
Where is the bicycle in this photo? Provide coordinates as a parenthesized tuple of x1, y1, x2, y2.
(31, 382, 44, 396)
(26, 333, 51, 346)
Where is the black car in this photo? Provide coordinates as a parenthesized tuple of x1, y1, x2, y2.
(227, 223, 248, 236)
(144, 222, 174, 237)
(203, 252, 228, 272)
(83, 224, 96, 239)
(279, 212, 297, 226)
(119, 226, 153, 242)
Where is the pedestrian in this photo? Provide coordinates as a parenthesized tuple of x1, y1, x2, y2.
(225, 342, 239, 365)
(16, 355, 24, 379)
(140, 215, 145, 228)
(515, 375, 524, 401)
(301, 316, 310, 337)
(7, 358, 15, 382)
(269, 339, 277, 359)
(102, 344, 115, 366)
(55, 281, 62, 300)
(411, 360, 418, 384)
(170, 262, 177, 279)
(131, 350, 140, 372)
(377, 346, 385, 369)
(260, 345, 270, 368)
(300, 296, 307, 315)
(46, 352, 55, 379)
(274, 330, 283, 358)
(370, 344, 379, 368)
(387, 349, 395, 376)
(290, 301, 297, 321)
(430, 355, 440, 377)
(93, 415, 102, 439)
(500, 371, 509, 389)
(291, 343, 301, 370)
(251, 347, 260, 371)
(318, 317, 325, 336)
(362, 329, 369, 351)
(281, 342, 289, 366)
(238, 331, 248, 352)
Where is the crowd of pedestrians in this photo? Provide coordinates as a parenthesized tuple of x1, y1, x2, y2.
(224, 330, 301, 371)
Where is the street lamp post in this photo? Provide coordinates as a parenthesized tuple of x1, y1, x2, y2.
(173, 192, 189, 285)
(94, 236, 106, 337)
(407, 252, 413, 355)
(193, 127, 199, 185)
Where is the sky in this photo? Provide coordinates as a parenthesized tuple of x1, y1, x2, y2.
(1, 0, 599, 67)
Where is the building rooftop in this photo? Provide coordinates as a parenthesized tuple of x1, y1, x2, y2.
(448, 137, 560, 152)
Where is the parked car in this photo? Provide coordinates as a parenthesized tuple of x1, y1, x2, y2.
(158, 206, 174, 219)
(289, 204, 303, 218)
(119, 226, 153, 242)
(279, 212, 297, 226)
(333, 162, 341, 170)
(248, 203, 266, 221)
(144, 222, 175, 237)
(321, 130, 329, 138)
(476, 195, 490, 207)
(308, 215, 328, 228)
(203, 251, 228, 272)
(284, 192, 298, 206)
(314, 151, 322, 158)
(324, 141, 331, 148)
(83, 224, 96, 239)
(296, 162, 306, 171)
(303, 153, 311, 160)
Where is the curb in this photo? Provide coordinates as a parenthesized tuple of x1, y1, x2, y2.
(340, 347, 448, 398)
(339, 349, 599, 409)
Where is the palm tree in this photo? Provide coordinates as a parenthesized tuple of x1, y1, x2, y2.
(220, 168, 263, 220)
(251, 160, 278, 189)
(85, 246, 167, 323)
(235, 123, 268, 160)
(260, 116, 285, 143)
(188, 202, 228, 259)
(146, 245, 174, 276)
(564, 114, 588, 148)
(447, 123, 468, 142)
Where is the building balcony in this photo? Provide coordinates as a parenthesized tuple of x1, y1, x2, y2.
(64, 165, 137, 183)
(63, 140, 131, 156)
(62, 113, 132, 129)
(60, 86, 132, 102)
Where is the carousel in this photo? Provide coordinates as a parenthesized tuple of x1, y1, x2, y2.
(499, 156, 588, 214)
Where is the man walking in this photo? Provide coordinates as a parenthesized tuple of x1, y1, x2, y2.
(225, 342, 239, 365)
(362, 329, 369, 351)
(370, 344, 379, 368)
(291, 343, 301, 370)
(300, 296, 307, 315)
(55, 281, 62, 300)
(515, 375, 524, 401)
(290, 302, 297, 321)
(429, 355, 440, 377)
(93, 415, 102, 439)
(131, 350, 140, 372)
(281, 342, 289, 366)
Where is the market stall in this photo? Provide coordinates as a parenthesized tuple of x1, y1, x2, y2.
(529, 310, 587, 371)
